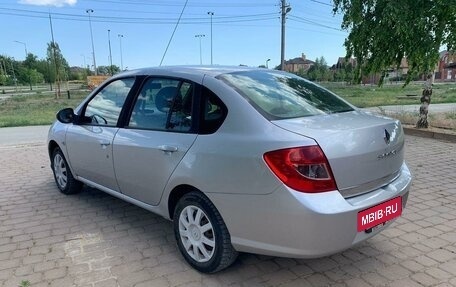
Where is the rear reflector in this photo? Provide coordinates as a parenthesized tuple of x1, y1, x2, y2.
(264, 146, 337, 193)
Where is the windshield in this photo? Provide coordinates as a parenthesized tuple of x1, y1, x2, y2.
(217, 71, 354, 120)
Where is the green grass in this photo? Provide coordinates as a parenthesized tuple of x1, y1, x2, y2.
(320, 82, 456, 108)
(0, 91, 88, 127)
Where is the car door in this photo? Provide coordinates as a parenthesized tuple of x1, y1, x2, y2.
(113, 77, 198, 205)
(65, 78, 136, 192)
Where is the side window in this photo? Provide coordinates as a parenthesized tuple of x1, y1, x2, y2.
(200, 87, 227, 134)
(128, 78, 194, 132)
(84, 78, 135, 126)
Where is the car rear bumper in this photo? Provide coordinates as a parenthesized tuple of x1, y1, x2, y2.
(206, 163, 412, 258)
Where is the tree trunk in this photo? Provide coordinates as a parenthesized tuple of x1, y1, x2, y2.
(416, 74, 433, 129)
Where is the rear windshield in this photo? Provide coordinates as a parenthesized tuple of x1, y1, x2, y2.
(217, 70, 354, 120)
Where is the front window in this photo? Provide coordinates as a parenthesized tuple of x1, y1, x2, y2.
(84, 78, 135, 126)
(217, 71, 353, 120)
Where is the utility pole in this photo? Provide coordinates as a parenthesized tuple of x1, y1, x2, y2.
(10, 58, 17, 92)
(281, 0, 291, 71)
(49, 13, 61, 98)
(118, 34, 124, 70)
(108, 29, 113, 75)
(195, 34, 205, 65)
(0, 60, 5, 79)
(207, 12, 214, 65)
(86, 9, 97, 75)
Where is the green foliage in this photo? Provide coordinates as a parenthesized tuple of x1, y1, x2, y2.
(19, 280, 30, 287)
(47, 41, 70, 83)
(306, 56, 332, 81)
(97, 65, 121, 75)
(333, 0, 456, 85)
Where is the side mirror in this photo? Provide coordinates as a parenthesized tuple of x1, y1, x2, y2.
(56, 108, 75, 124)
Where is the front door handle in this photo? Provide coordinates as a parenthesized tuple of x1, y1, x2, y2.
(99, 140, 111, 146)
(158, 145, 178, 153)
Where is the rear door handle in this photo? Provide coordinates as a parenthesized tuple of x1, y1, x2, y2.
(158, 145, 178, 153)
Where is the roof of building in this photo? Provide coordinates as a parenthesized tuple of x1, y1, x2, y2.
(285, 57, 315, 65)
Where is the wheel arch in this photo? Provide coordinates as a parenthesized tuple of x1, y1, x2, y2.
(168, 184, 201, 219)
(48, 140, 60, 159)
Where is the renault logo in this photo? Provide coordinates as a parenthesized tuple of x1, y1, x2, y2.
(384, 129, 391, 145)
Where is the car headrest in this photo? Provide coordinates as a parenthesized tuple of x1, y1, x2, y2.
(155, 86, 179, 113)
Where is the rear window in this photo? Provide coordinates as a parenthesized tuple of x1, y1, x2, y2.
(217, 71, 354, 120)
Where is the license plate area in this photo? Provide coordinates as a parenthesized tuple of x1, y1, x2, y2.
(357, 197, 402, 232)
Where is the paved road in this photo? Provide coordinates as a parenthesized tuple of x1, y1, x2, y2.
(0, 136, 455, 286)
(0, 125, 50, 147)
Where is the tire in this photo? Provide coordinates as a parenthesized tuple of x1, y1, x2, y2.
(173, 192, 238, 273)
(51, 147, 82, 195)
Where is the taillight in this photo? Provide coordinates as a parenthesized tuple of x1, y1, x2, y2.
(263, 146, 337, 193)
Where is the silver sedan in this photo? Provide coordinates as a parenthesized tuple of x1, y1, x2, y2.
(48, 66, 412, 273)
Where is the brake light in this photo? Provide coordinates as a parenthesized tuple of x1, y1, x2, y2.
(263, 146, 337, 193)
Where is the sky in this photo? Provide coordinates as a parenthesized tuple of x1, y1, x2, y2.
(0, 0, 349, 70)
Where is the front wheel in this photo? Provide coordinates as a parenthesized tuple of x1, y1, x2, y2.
(173, 192, 238, 273)
(51, 147, 82, 195)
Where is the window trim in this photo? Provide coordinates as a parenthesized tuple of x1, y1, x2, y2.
(197, 86, 228, 135)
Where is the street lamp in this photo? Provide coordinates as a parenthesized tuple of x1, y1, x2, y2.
(266, 58, 271, 69)
(207, 12, 214, 65)
(118, 34, 124, 70)
(13, 40, 32, 90)
(86, 9, 97, 76)
(108, 29, 113, 75)
(195, 34, 205, 65)
(14, 40, 28, 58)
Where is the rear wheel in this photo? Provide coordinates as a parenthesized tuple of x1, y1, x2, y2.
(51, 147, 82, 195)
(173, 192, 238, 273)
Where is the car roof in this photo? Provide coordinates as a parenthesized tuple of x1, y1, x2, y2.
(113, 65, 274, 79)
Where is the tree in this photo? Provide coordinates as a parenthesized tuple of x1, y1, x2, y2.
(47, 42, 69, 98)
(97, 65, 121, 75)
(307, 57, 331, 82)
(333, 0, 456, 128)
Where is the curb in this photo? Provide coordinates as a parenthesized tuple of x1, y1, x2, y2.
(403, 127, 456, 143)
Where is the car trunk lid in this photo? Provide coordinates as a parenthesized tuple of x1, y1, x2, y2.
(272, 111, 404, 198)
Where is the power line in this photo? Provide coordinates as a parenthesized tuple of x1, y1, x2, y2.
(79, 0, 277, 8)
(159, 0, 188, 66)
(309, 0, 333, 7)
(287, 25, 345, 36)
(0, 7, 278, 24)
(288, 14, 342, 31)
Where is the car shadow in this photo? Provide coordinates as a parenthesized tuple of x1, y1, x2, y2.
(47, 183, 402, 286)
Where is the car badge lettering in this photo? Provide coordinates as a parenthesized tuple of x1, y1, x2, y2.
(377, 149, 397, 159)
(384, 129, 391, 145)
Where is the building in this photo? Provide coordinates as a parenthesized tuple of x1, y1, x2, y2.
(332, 57, 357, 70)
(282, 53, 315, 73)
(435, 51, 456, 81)
(386, 57, 409, 80)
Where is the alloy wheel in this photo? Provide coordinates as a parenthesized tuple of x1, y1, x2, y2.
(178, 205, 215, 262)
(53, 153, 68, 189)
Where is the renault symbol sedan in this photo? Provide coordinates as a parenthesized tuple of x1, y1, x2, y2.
(48, 66, 412, 273)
